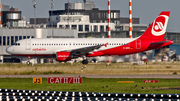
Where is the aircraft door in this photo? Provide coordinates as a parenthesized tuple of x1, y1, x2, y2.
(136, 39, 141, 49)
(26, 39, 31, 50)
(69, 42, 74, 49)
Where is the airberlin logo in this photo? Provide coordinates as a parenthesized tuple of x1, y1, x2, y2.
(152, 15, 169, 36)
(154, 22, 163, 31)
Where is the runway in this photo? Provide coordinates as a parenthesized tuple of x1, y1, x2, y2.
(0, 74, 180, 79)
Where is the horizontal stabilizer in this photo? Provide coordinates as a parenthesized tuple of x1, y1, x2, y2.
(150, 41, 170, 45)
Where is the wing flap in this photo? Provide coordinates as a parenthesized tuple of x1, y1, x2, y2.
(58, 43, 108, 55)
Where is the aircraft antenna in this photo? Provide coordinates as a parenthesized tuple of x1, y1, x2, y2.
(33, 0, 36, 26)
(51, 0, 54, 28)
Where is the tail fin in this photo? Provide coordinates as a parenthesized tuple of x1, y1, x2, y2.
(139, 11, 170, 40)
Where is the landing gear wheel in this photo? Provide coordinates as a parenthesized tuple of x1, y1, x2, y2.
(82, 60, 88, 65)
(26, 61, 30, 65)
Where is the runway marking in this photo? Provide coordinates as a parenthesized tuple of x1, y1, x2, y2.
(118, 81, 134, 83)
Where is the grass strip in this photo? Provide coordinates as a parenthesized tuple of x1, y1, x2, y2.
(0, 62, 179, 75)
(0, 78, 180, 94)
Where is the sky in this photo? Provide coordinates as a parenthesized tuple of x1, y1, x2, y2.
(1, 0, 180, 32)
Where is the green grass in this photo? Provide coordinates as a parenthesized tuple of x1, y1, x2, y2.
(0, 78, 180, 94)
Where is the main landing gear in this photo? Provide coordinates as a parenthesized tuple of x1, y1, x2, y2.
(82, 59, 88, 65)
(82, 55, 88, 65)
(26, 61, 30, 65)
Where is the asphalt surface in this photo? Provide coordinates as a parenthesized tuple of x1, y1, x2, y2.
(0, 74, 180, 79)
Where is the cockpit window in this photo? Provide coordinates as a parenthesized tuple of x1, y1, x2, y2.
(14, 43, 20, 46)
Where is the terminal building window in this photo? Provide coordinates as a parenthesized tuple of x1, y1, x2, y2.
(7, 36, 10, 45)
(3, 36, 6, 46)
(120, 26, 123, 31)
(100, 26, 104, 32)
(59, 25, 63, 28)
(0, 36, 1, 46)
(79, 25, 83, 31)
(11, 36, 14, 45)
(66, 25, 69, 29)
(23, 36, 26, 39)
(85, 25, 89, 32)
(94, 25, 98, 32)
(19, 36, 22, 40)
(15, 36, 18, 42)
(72, 25, 77, 30)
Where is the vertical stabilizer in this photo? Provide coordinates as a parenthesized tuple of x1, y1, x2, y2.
(140, 11, 170, 40)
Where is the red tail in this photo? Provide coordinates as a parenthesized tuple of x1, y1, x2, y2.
(139, 11, 170, 40)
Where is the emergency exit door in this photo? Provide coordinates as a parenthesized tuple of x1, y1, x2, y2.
(26, 39, 31, 50)
(136, 39, 141, 49)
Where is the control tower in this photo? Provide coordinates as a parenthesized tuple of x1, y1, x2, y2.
(65, 0, 95, 10)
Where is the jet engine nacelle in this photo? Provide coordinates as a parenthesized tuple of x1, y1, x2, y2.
(56, 52, 72, 62)
(56, 52, 79, 62)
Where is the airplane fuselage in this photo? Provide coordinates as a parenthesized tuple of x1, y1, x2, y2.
(6, 38, 171, 57)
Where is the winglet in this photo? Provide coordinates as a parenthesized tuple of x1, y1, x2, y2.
(103, 43, 108, 47)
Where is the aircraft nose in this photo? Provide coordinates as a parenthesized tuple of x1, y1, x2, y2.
(6, 47, 11, 54)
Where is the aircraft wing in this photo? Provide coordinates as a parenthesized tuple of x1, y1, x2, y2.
(61, 43, 108, 55)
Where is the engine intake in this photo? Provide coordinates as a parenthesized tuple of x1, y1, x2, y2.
(56, 52, 72, 62)
(56, 52, 79, 62)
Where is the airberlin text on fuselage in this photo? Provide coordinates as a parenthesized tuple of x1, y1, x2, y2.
(58, 55, 70, 58)
(32, 48, 46, 51)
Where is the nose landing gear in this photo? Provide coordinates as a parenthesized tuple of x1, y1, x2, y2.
(26, 61, 30, 65)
